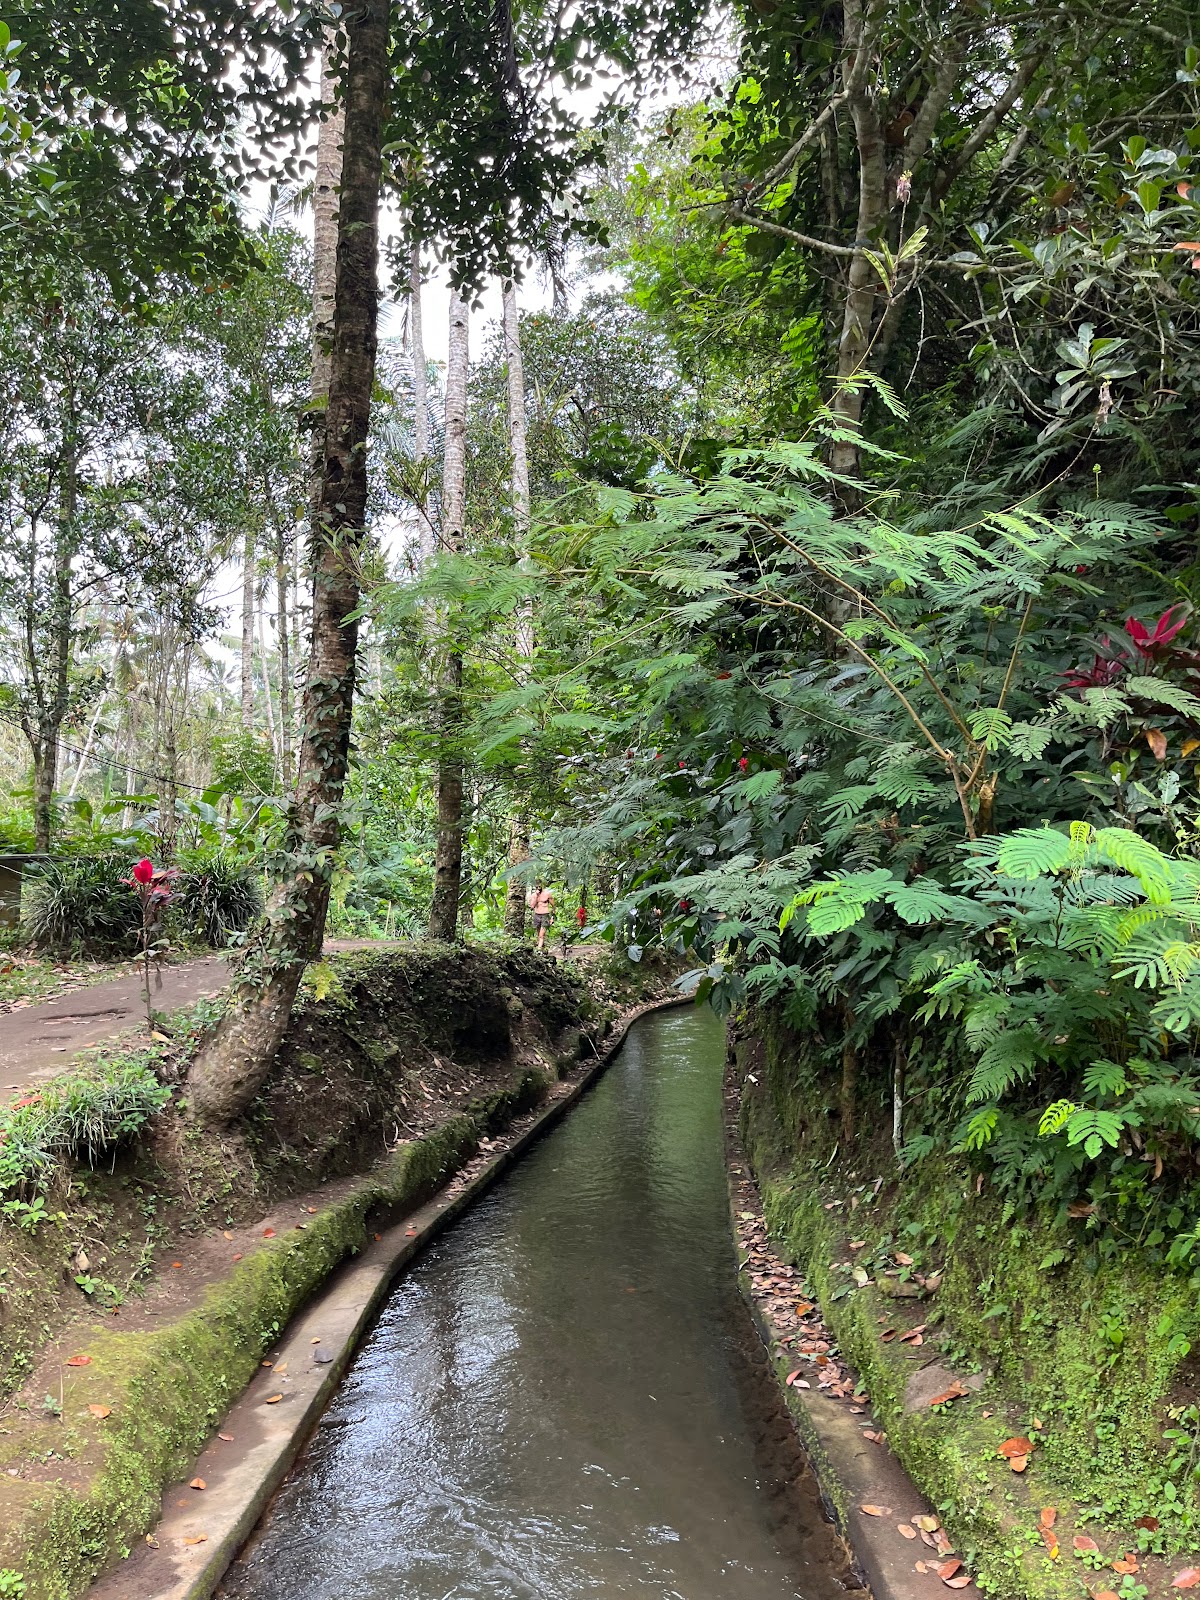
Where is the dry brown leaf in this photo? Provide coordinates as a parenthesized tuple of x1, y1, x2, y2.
(795, 1302, 815, 1316)
(1093, 1592, 1120, 1600)
(189, 1478, 206, 1491)
(944, 1578, 972, 1591)
(920, 1530, 937, 1548)
(862, 1429, 885, 1444)
(895, 1251, 914, 1265)
(916, 1561, 928, 1574)
(1173, 1571, 1200, 1590)
(900, 1332, 924, 1346)
(1038, 1528, 1059, 1556)
(1112, 1554, 1138, 1575)
(928, 1382, 969, 1407)
(1146, 727, 1168, 761)
(998, 1436, 1034, 1458)
(182, 1535, 208, 1546)
(1073, 1537, 1100, 1553)
(849, 1240, 867, 1250)
(262, 1228, 276, 1238)
(860, 1504, 891, 1517)
(311, 1337, 321, 1345)
(1009, 1454, 1029, 1473)
(937, 1559, 963, 1580)
(218, 1433, 234, 1442)
(1134, 1516, 1160, 1531)
(65, 1355, 91, 1367)
(1040, 1507, 1057, 1529)
(914, 1515, 940, 1533)
(87, 1403, 111, 1419)
(264, 1394, 283, 1404)
(898, 1525, 917, 1540)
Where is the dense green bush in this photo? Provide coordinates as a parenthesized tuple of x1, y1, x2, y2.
(0, 1061, 172, 1196)
(172, 850, 263, 947)
(22, 855, 141, 956)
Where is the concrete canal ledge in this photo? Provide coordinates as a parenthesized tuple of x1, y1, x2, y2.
(81, 994, 693, 1600)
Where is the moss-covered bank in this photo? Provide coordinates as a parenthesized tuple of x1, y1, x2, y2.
(0, 941, 663, 1600)
(734, 1010, 1200, 1600)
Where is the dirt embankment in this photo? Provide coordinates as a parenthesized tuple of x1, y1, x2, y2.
(0, 941, 677, 1600)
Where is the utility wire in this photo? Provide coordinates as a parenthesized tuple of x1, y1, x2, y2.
(0, 705, 228, 797)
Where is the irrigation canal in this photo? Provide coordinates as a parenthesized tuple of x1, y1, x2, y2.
(218, 1005, 850, 1600)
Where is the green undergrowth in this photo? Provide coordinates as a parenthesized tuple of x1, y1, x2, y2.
(0, 1072, 547, 1600)
(737, 1011, 1200, 1600)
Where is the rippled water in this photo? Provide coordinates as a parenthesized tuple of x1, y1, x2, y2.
(220, 1004, 847, 1600)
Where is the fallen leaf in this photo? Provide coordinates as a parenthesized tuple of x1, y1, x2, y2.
(272, 1362, 288, 1376)
(311, 1337, 321, 1345)
(218, 1433, 234, 1442)
(916, 1562, 928, 1574)
(183, 1534, 208, 1546)
(938, 1559, 963, 1579)
(914, 1515, 940, 1533)
(860, 1504, 892, 1517)
(998, 1436, 1034, 1458)
(785, 1370, 804, 1386)
(928, 1383, 968, 1406)
(1134, 1516, 1160, 1531)
(1040, 1507, 1057, 1529)
(1039, 1528, 1059, 1556)
(1093, 1592, 1120, 1600)
(405, 1228, 418, 1237)
(849, 1240, 867, 1250)
(900, 1331, 924, 1346)
(1173, 1571, 1200, 1590)
(189, 1478, 206, 1491)
(264, 1393, 283, 1404)
(145, 1535, 159, 1548)
(1146, 727, 1168, 761)
(306, 1206, 317, 1214)
(262, 1228, 276, 1238)
(87, 1404, 111, 1419)
(65, 1355, 91, 1367)
(151, 1030, 171, 1042)
(795, 1302, 815, 1316)
(944, 1578, 972, 1591)
(232, 1253, 243, 1262)
(1073, 1536, 1100, 1553)
(898, 1524, 917, 1540)
(1112, 1554, 1138, 1575)
(171, 1262, 182, 1269)
(1010, 1454, 1029, 1473)
(862, 1429, 885, 1443)
(261, 1360, 273, 1368)
(895, 1251, 914, 1265)
(222, 1231, 233, 1241)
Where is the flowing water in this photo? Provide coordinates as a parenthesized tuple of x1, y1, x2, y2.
(219, 1005, 849, 1600)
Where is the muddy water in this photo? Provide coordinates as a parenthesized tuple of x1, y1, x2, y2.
(220, 1005, 849, 1600)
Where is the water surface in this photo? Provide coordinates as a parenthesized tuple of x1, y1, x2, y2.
(220, 1005, 847, 1600)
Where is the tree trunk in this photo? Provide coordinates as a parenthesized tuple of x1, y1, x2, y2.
(30, 451, 77, 853)
(276, 530, 292, 785)
(427, 289, 470, 942)
(188, 0, 390, 1123)
(501, 278, 534, 936)
(829, 0, 885, 485)
(409, 241, 436, 568)
(240, 526, 256, 730)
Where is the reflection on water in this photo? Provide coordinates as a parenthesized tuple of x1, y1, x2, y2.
(220, 1005, 847, 1600)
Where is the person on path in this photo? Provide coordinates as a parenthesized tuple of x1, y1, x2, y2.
(530, 881, 555, 950)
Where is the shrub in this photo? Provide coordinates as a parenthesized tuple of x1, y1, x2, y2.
(21, 855, 140, 957)
(0, 1062, 172, 1196)
(172, 850, 263, 947)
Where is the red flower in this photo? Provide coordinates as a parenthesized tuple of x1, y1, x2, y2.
(1125, 603, 1189, 660)
(132, 858, 155, 885)
(678, 898, 690, 912)
(1061, 655, 1125, 689)
(678, 760, 686, 769)
(738, 756, 749, 772)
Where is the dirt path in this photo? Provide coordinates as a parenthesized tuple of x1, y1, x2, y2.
(0, 955, 233, 1099)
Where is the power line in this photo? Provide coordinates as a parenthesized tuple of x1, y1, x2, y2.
(0, 705, 224, 797)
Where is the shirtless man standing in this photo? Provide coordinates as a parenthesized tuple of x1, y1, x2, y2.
(530, 880, 555, 950)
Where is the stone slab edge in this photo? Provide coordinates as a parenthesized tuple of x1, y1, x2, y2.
(89, 992, 692, 1600)
(724, 1104, 957, 1600)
